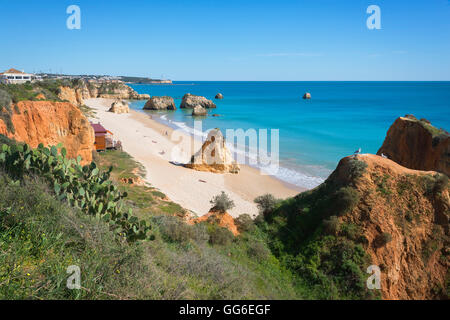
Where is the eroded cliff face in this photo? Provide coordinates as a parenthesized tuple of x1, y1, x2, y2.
(0, 101, 94, 165)
(377, 115, 450, 176)
(58, 80, 149, 106)
(330, 154, 449, 300)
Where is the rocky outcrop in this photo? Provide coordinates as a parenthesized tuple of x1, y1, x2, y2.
(326, 154, 449, 299)
(377, 115, 450, 176)
(59, 86, 86, 106)
(188, 210, 239, 236)
(58, 80, 149, 107)
(35, 93, 46, 100)
(185, 128, 240, 174)
(180, 93, 216, 109)
(215, 93, 223, 99)
(303, 92, 311, 99)
(108, 100, 129, 114)
(0, 101, 94, 165)
(143, 96, 176, 110)
(192, 105, 207, 116)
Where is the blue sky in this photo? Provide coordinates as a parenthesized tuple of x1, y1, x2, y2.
(0, 0, 449, 80)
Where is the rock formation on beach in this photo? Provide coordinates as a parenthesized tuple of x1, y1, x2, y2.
(323, 153, 449, 299)
(108, 100, 130, 114)
(143, 96, 176, 110)
(189, 210, 239, 236)
(185, 128, 240, 174)
(303, 92, 311, 99)
(0, 101, 95, 165)
(180, 93, 216, 109)
(377, 115, 450, 176)
(215, 93, 223, 99)
(192, 105, 207, 116)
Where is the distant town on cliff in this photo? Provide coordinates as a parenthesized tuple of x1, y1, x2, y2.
(0, 68, 172, 85)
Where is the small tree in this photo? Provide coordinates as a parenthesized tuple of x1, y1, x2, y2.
(254, 194, 278, 217)
(235, 214, 255, 233)
(210, 191, 235, 212)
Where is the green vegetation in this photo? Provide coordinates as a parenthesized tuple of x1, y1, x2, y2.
(0, 79, 81, 104)
(418, 118, 449, 138)
(254, 194, 279, 218)
(210, 191, 235, 212)
(0, 136, 382, 300)
(252, 159, 379, 299)
(235, 214, 255, 233)
(0, 142, 150, 242)
(0, 137, 299, 299)
(0, 89, 14, 133)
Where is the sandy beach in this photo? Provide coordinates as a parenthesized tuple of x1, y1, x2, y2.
(85, 98, 303, 218)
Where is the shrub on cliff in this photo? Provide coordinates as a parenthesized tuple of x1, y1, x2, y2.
(0, 90, 15, 133)
(334, 186, 360, 215)
(235, 214, 255, 233)
(254, 194, 279, 217)
(247, 241, 270, 261)
(323, 215, 340, 235)
(348, 158, 368, 180)
(210, 191, 235, 212)
(0, 89, 11, 108)
(208, 224, 234, 246)
(153, 215, 209, 244)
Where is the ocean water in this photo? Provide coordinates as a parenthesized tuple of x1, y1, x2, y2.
(129, 82, 450, 189)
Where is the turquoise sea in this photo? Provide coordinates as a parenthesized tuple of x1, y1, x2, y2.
(129, 82, 450, 189)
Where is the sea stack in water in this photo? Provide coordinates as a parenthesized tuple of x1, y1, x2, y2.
(303, 92, 311, 99)
(215, 93, 223, 99)
(180, 93, 216, 109)
(108, 100, 129, 114)
(192, 105, 207, 116)
(143, 96, 176, 110)
(185, 128, 240, 174)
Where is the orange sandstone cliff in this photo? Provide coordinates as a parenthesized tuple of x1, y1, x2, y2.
(329, 154, 449, 299)
(377, 115, 450, 176)
(0, 101, 94, 165)
(189, 210, 240, 236)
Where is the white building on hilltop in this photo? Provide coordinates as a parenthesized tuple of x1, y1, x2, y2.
(0, 68, 40, 84)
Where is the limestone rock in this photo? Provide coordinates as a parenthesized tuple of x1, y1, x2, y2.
(0, 101, 95, 165)
(185, 128, 240, 174)
(108, 100, 129, 114)
(180, 93, 216, 109)
(143, 96, 176, 110)
(377, 115, 449, 176)
(192, 105, 207, 116)
(58, 80, 149, 106)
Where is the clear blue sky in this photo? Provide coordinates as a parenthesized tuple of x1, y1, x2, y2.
(1, 0, 449, 80)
